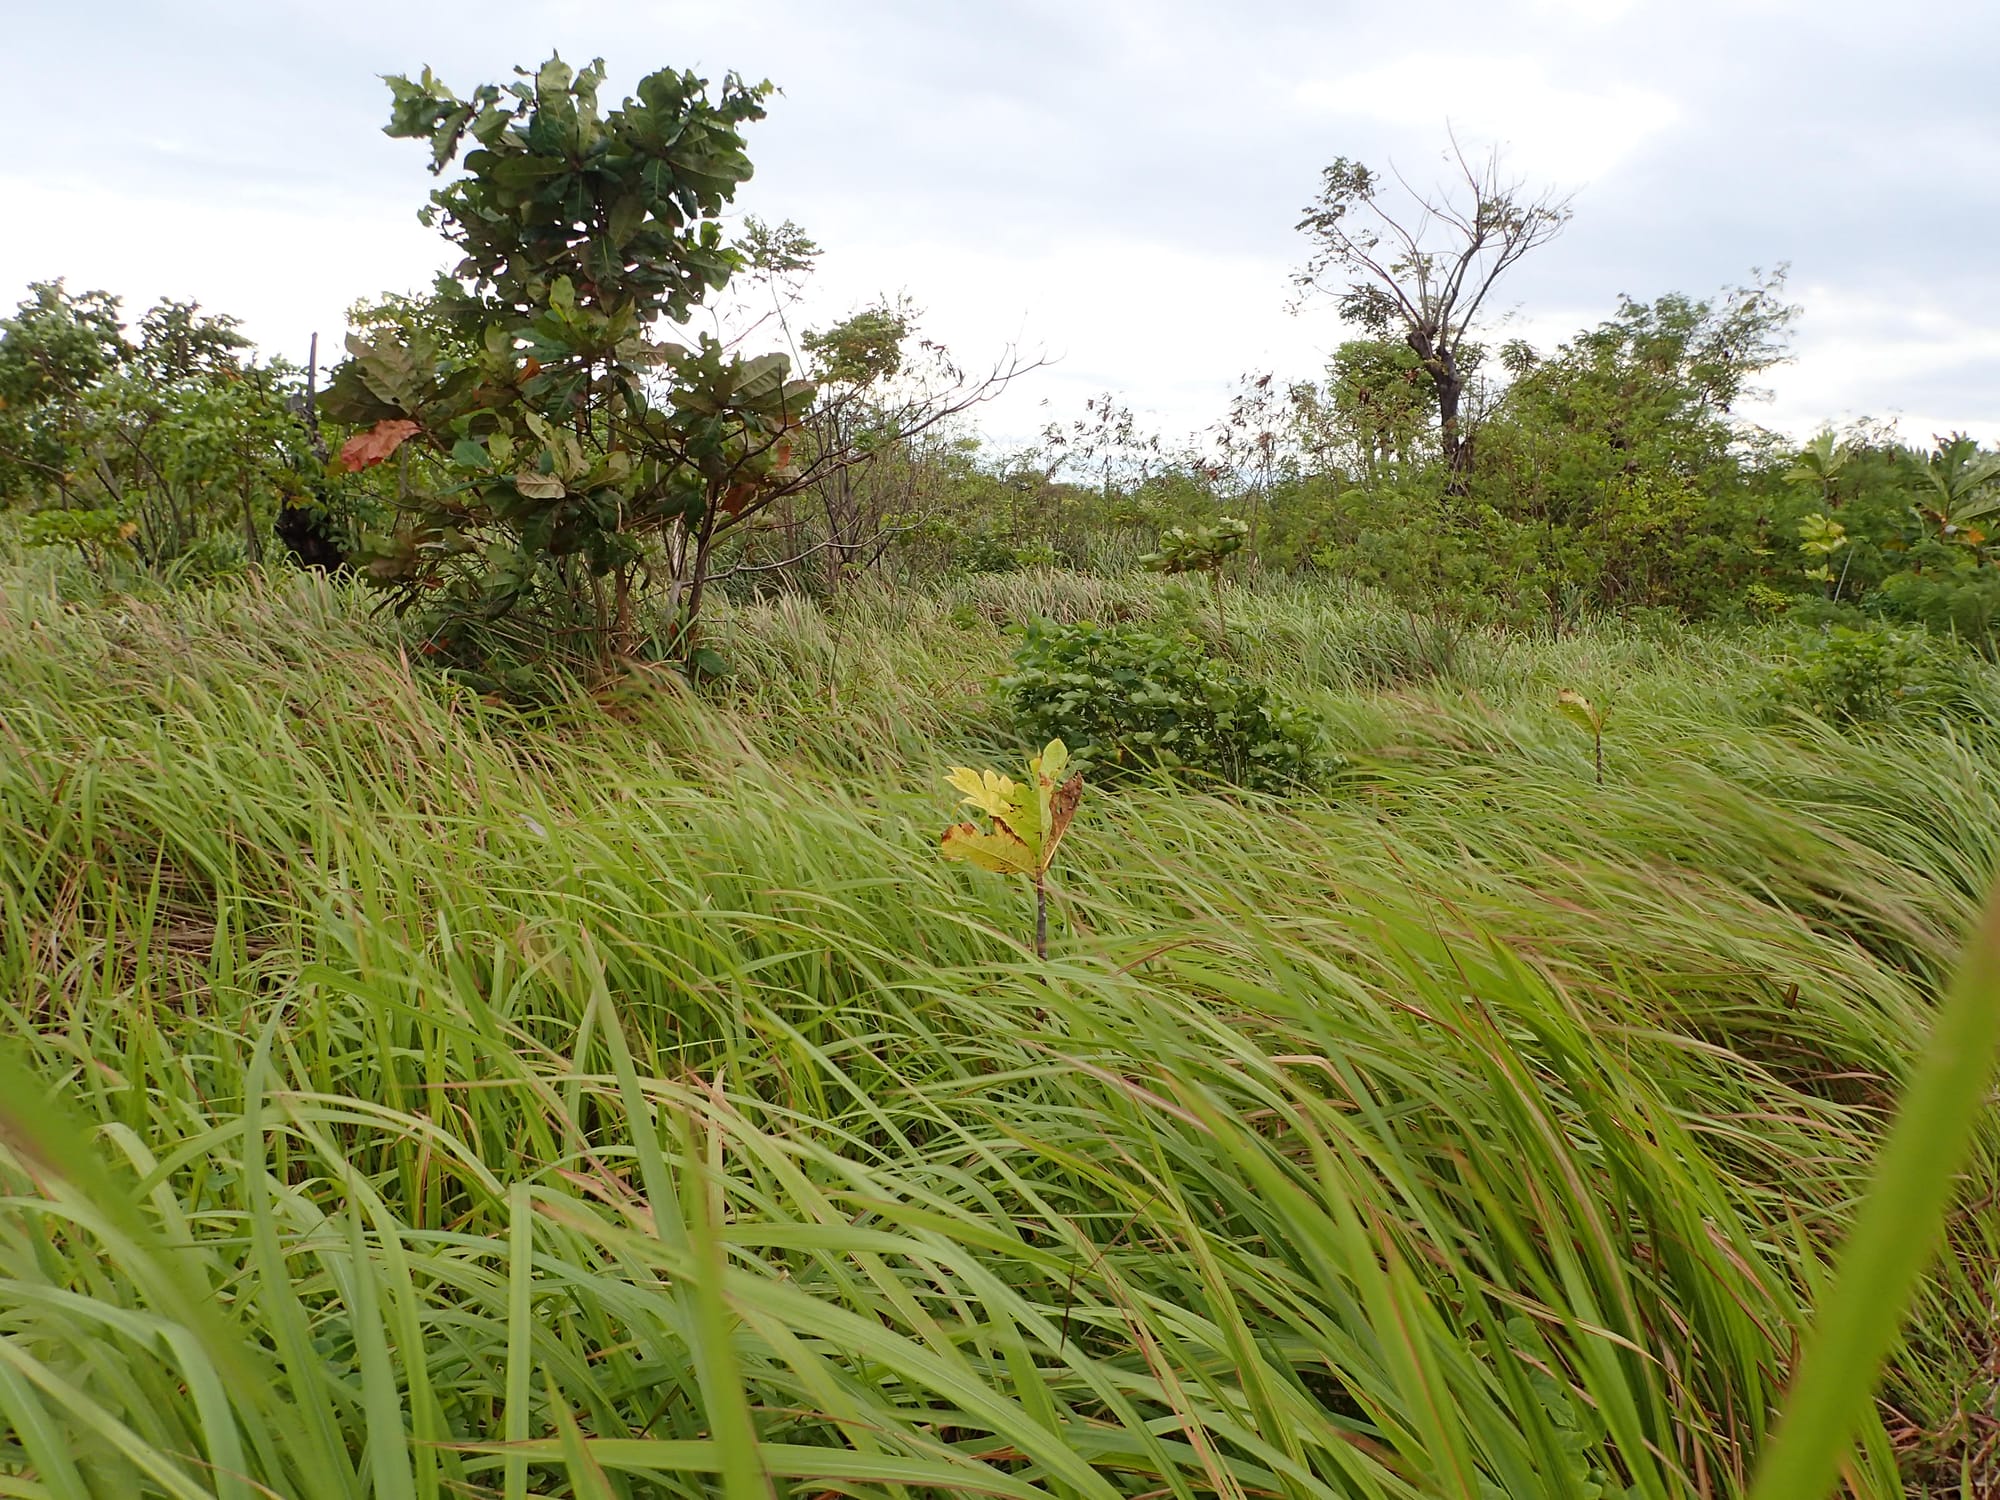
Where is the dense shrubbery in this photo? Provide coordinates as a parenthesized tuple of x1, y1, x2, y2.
(1762, 621, 1987, 725)
(1001, 617, 1329, 789)
(0, 282, 340, 577)
(1870, 566, 2000, 647)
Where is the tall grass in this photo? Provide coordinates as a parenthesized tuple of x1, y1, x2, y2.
(2, 562, 1997, 1497)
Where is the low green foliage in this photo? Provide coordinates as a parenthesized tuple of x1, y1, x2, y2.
(1762, 621, 1984, 725)
(1871, 566, 2000, 648)
(1001, 616, 1328, 789)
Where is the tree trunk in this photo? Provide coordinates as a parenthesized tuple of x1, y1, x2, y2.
(1414, 333, 1473, 488)
(680, 500, 722, 659)
(1434, 370, 1471, 487)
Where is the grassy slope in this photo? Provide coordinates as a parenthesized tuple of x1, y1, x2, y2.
(1, 563, 1996, 1498)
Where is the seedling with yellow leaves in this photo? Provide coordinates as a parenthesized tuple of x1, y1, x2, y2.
(1557, 689, 1609, 784)
(940, 739, 1084, 959)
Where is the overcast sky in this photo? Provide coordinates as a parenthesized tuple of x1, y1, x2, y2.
(8, 0, 1998, 451)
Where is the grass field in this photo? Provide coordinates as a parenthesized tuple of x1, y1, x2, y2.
(3, 561, 1999, 1498)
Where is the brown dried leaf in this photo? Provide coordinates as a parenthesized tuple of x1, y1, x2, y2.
(337, 419, 422, 473)
(1042, 772, 1084, 864)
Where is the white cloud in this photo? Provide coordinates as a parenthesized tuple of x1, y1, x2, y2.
(1294, 54, 1682, 185)
(788, 233, 1329, 447)
(0, 178, 445, 366)
(1760, 282, 2000, 445)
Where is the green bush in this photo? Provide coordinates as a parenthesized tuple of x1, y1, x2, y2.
(1001, 617, 1328, 789)
(1761, 622, 1985, 725)
(1870, 567, 2000, 650)
(958, 529, 1058, 574)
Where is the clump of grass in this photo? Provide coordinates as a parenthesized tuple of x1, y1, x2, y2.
(1, 563, 1997, 1496)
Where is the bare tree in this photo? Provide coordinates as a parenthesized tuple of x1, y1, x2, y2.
(698, 305, 1045, 609)
(1294, 139, 1571, 479)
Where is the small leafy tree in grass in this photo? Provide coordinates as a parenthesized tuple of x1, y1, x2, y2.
(1140, 515, 1247, 640)
(327, 55, 1029, 679)
(939, 740, 1083, 960)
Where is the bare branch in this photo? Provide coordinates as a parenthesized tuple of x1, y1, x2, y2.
(1295, 138, 1571, 474)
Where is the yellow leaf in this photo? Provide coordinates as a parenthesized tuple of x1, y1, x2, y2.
(939, 821, 1035, 876)
(945, 766, 1022, 820)
(1556, 688, 1603, 734)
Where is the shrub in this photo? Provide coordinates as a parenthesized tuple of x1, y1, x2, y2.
(1001, 618, 1328, 789)
(958, 530, 1058, 574)
(1761, 622, 1985, 725)
(1870, 567, 2000, 651)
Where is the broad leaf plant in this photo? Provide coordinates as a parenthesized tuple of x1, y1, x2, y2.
(939, 740, 1084, 959)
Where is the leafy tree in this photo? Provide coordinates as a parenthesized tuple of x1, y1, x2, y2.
(1294, 143, 1570, 478)
(766, 300, 1028, 593)
(1314, 339, 1436, 482)
(1470, 271, 1799, 617)
(1787, 430, 1852, 507)
(0, 282, 132, 506)
(326, 56, 1031, 675)
(0, 281, 311, 574)
(1140, 516, 1248, 639)
(1912, 433, 2000, 553)
(322, 54, 817, 674)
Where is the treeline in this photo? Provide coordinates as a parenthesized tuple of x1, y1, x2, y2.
(2, 52, 1996, 681)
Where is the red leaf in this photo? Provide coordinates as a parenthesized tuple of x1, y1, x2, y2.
(338, 419, 423, 473)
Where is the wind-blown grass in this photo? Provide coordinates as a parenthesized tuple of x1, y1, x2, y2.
(1, 562, 1996, 1497)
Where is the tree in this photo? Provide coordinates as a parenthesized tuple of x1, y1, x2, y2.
(768, 299, 1022, 594)
(0, 281, 311, 574)
(322, 54, 817, 674)
(1284, 339, 1437, 484)
(1471, 272, 1799, 616)
(326, 56, 1031, 675)
(1294, 142, 1571, 478)
(1140, 516, 1248, 641)
(1912, 433, 2000, 553)
(1786, 429, 1852, 508)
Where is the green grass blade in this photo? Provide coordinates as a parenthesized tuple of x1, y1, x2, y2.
(1750, 881, 2000, 1500)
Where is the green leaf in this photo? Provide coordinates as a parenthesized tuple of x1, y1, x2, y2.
(514, 473, 566, 501)
(607, 192, 647, 250)
(1556, 689, 1603, 734)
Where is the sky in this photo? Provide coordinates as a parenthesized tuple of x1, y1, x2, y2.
(8, 0, 1999, 452)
